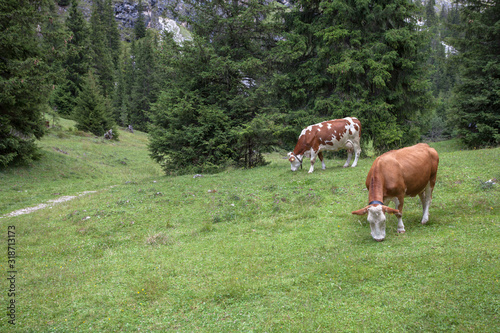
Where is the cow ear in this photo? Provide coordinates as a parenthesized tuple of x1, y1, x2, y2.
(382, 206, 401, 216)
(352, 207, 368, 215)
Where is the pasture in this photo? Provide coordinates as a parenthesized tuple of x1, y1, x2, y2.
(0, 123, 499, 332)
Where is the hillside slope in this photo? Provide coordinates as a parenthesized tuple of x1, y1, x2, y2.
(0, 118, 162, 215)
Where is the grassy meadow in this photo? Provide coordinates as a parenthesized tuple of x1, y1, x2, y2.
(0, 121, 499, 332)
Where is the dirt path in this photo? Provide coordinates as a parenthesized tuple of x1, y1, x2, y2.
(1, 191, 97, 218)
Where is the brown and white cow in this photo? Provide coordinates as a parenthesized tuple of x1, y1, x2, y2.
(287, 117, 361, 173)
(352, 143, 439, 241)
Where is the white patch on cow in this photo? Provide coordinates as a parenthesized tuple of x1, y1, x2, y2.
(367, 205, 386, 241)
(419, 181, 433, 224)
(343, 149, 352, 168)
(327, 123, 332, 129)
(385, 197, 405, 233)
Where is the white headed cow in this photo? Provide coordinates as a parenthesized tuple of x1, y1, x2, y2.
(287, 117, 361, 173)
(352, 143, 439, 241)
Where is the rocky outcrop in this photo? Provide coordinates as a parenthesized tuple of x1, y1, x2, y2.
(73, 0, 189, 42)
(113, 0, 188, 31)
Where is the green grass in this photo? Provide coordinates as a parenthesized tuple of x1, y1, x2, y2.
(0, 119, 162, 215)
(1, 125, 499, 332)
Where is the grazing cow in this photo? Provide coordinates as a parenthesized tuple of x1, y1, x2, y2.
(352, 143, 439, 241)
(287, 117, 361, 173)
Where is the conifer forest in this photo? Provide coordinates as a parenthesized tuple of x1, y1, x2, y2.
(1, 0, 499, 173)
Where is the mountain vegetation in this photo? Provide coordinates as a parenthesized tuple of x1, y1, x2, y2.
(447, 0, 500, 147)
(1, 0, 58, 167)
(1, 0, 498, 170)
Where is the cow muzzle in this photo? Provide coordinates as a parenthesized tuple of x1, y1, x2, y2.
(288, 153, 302, 171)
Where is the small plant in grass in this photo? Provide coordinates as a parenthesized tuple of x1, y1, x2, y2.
(146, 232, 172, 246)
(200, 220, 215, 232)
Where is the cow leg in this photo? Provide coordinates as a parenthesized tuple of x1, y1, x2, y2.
(386, 197, 405, 233)
(318, 152, 326, 170)
(419, 182, 433, 224)
(343, 148, 353, 168)
(351, 141, 361, 167)
(308, 151, 318, 173)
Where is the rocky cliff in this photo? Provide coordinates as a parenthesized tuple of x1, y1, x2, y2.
(114, 0, 190, 42)
(66, 0, 190, 42)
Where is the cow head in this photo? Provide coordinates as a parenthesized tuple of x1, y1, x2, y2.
(352, 205, 401, 241)
(287, 152, 302, 171)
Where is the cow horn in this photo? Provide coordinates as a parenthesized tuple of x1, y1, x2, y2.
(382, 206, 402, 217)
(351, 207, 369, 215)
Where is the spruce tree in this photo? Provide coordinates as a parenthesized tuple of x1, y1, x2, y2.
(271, 0, 434, 150)
(449, 0, 500, 147)
(112, 46, 129, 125)
(0, 0, 54, 166)
(73, 70, 117, 138)
(51, 0, 91, 116)
(150, 30, 244, 173)
(113, 44, 136, 126)
(128, 31, 158, 131)
(150, 0, 282, 173)
(425, 0, 438, 28)
(134, 0, 147, 40)
(89, 0, 116, 97)
(103, 0, 121, 65)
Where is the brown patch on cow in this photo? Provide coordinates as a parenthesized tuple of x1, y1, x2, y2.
(334, 127, 347, 141)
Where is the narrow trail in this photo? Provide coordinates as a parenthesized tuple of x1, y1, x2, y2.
(0, 186, 117, 218)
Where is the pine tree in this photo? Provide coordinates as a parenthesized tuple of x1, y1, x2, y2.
(103, 0, 121, 65)
(271, 0, 434, 150)
(89, 0, 116, 97)
(112, 46, 129, 125)
(113, 43, 136, 126)
(134, 0, 147, 40)
(149, 0, 282, 173)
(128, 31, 158, 131)
(51, 0, 91, 116)
(425, 0, 438, 28)
(73, 70, 117, 138)
(0, 0, 54, 166)
(449, 0, 500, 147)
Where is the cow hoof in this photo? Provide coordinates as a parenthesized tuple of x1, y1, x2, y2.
(343, 165, 349, 168)
(397, 230, 405, 234)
